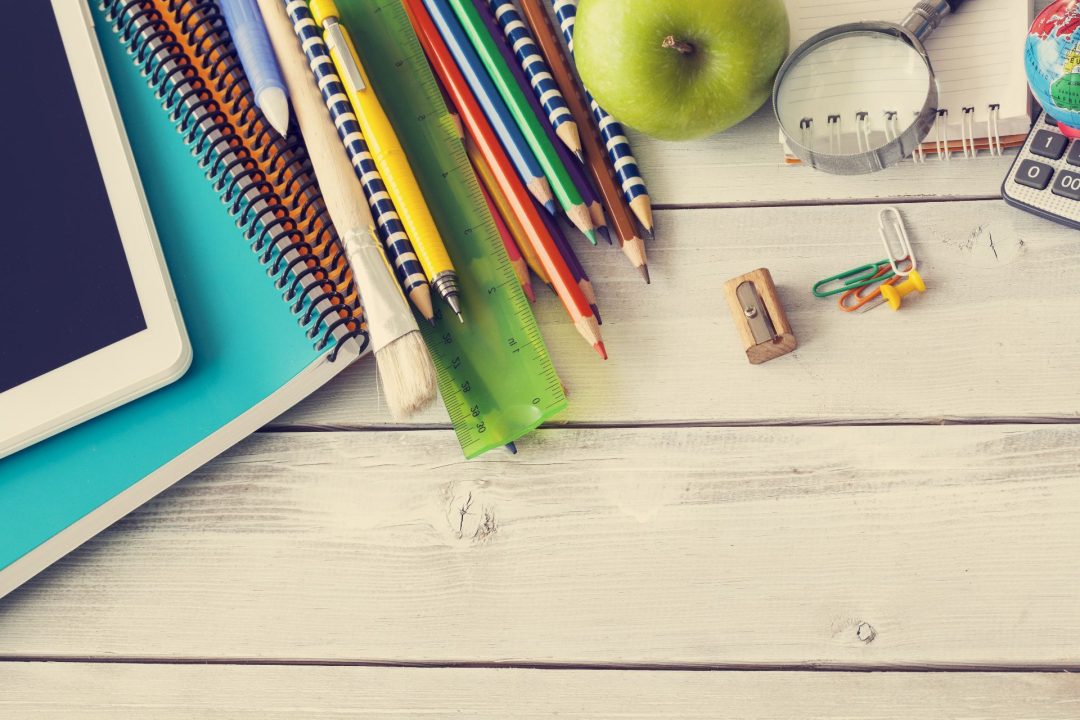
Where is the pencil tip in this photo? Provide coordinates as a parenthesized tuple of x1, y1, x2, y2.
(504, 442, 518, 455)
(596, 226, 611, 245)
(427, 318, 437, 328)
(523, 283, 537, 303)
(585, 229, 598, 246)
(574, 150, 585, 163)
(593, 341, 608, 360)
(591, 304, 602, 325)
(259, 87, 291, 137)
(639, 265, 651, 285)
(446, 294, 463, 323)
(544, 200, 558, 215)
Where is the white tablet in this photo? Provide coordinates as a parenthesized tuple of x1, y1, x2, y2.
(0, 0, 191, 458)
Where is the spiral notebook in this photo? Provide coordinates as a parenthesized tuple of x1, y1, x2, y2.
(781, 0, 1034, 163)
(0, 1, 370, 599)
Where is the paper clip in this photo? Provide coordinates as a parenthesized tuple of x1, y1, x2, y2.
(813, 259, 895, 298)
(879, 207, 916, 277)
(838, 257, 912, 312)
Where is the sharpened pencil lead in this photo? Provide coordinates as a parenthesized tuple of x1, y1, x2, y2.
(591, 304, 602, 325)
(523, 282, 536, 303)
(639, 264, 651, 285)
(585, 229, 597, 245)
(596, 226, 611, 245)
(574, 150, 585, 163)
(543, 200, 558, 215)
(504, 442, 518, 455)
(593, 341, 607, 360)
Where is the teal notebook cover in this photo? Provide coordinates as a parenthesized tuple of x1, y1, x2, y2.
(0, 6, 353, 586)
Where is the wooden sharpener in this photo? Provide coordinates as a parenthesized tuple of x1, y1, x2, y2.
(723, 269, 797, 365)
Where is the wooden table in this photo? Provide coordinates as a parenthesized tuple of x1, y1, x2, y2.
(4, 35, 1080, 718)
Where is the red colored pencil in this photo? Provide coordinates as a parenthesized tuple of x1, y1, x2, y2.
(403, 0, 605, 359)
(478, 178, 536, 303)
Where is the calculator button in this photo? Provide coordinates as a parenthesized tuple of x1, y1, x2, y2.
(1015, 159, 1054, 190)
(1052, 169, 1080, 201)
(1067, 141, 1080, 167)
(1031, 129, 1069, 159)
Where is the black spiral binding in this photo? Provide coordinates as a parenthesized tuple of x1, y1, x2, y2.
(101, 0, 368, 361)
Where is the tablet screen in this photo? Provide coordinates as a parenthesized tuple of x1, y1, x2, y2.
(0, 3, 147, 393)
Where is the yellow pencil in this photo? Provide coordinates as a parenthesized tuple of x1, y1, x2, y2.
(310, 0, 463, 321)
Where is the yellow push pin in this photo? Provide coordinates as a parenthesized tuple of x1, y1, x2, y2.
(879, 270, 926, 310)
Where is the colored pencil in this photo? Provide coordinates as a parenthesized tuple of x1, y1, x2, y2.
(220, 0, 291, 136)
(440, 0, 596, 244)
(551, 0, 654, 236)
(468, 0, 609, 245)
(465, 132, 553, 288)
(518, 0, 649, 283)
(479, 179, 536, 302)
(404, 0, 606, 358)
(267, 0, 435, 321)
(415, 0, 554, 215)
(541, 208, 600, 324)
(308, 0, 461, 320)
(487, 0, 581, 159)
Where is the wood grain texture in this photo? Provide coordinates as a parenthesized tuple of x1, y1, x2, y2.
(282, 199, 1080, 427)
(2, 664, 1078, 719)
(2, 427, 1077, 667)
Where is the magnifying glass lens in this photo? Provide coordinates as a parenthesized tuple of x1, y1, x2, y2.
(776, 32, 933, 156)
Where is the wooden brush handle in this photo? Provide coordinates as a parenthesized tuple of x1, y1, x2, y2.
(257, 0, 373, 234)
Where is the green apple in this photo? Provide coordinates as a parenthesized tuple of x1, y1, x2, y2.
(575, 0, 789, 141)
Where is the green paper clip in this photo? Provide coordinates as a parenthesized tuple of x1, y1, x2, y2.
(813, 259, 896, 298)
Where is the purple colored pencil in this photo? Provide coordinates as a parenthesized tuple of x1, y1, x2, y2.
(539, 201, 600, 323)
(469, 0, 610, 244)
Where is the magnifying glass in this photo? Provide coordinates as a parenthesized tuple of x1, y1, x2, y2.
(773, 0, 966, 175)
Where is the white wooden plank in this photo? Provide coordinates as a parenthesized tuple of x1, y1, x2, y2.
(282, 200, 1080, 428)
(2, 664, 1077, 719)
(2, 427, 1078, 666)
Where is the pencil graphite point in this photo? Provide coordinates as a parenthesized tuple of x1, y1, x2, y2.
(523, 282, 537, 303)
(585, 229, 597, 245)
(504, 442, 518, 455)
(574, 150, 585, 164)
(446, 291, 464, 323)
(543, 200, 558, 215)
(258, 86, 291, 137)
(596, 226, 611, 245)
(591, 304, 602, 325)
(639, 264, 651, 285)
(593, 341, 608, 360)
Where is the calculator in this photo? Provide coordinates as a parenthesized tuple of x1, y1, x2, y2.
(1002, 110, 1080, 230)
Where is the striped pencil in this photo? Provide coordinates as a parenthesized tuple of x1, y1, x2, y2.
(275, 0, 435, 321)
(417, 0, 555, 215)
(464, 132, 553, 289)
(404, 0, 605, 358)
(518, 0, 649, 283)
(479, 179, 535, 302)
(468, 0, 608, 244)
(487, 0, 581, 160)
(551, 0, 654, 236)
(439, 0, 597, 244)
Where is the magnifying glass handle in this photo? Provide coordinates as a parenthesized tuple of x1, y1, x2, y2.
(902, 0, 964, 42)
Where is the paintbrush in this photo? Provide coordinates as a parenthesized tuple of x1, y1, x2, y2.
(257, 0, 436, 418)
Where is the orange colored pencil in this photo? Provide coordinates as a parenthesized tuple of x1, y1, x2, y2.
(404, 0, 605, 359)
(478, 177, 535, 302)
(463, 132, 552, 288)
(517, 0, 649, 284)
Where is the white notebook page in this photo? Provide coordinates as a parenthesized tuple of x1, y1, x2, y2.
(784, 0, 1033, 146)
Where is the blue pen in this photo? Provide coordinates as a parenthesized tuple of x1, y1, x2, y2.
(219, 0, 292, 136)
(422, 0, 556, 215)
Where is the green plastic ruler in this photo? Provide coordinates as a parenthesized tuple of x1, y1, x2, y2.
(338, 0, 567, 457)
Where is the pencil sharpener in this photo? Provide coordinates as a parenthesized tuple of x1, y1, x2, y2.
(723, 268, 797, 365)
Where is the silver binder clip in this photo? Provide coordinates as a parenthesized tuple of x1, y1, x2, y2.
(961, 106, 976, 158)
(935, 109, 950, 162)
(879, 207, 916, 277)
(988, 104, 1002, 156)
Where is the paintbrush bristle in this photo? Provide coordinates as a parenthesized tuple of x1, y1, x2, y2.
(375, 330, 437, 419)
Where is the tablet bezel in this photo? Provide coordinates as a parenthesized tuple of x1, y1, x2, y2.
(0, 0, 191, 458)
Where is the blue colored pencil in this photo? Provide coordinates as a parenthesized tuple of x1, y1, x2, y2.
(488, 0, 581, 161)
(219, 0, 291, 136)
(551, 0, 654, 235)
(421, 0, 556, 215)
(280, 0, 435, 322)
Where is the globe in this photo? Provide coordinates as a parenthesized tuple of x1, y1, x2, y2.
(1027, 0, 1080, 135)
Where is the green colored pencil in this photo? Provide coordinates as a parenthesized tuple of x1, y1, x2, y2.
(445, 0, 597, 245)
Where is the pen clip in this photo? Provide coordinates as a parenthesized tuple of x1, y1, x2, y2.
(323, 20, 366, 94)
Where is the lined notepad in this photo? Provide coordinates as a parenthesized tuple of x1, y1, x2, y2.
(782, 0, 1033, 159)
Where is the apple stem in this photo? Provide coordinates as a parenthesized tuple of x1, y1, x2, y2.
(661, 35, 696, 56)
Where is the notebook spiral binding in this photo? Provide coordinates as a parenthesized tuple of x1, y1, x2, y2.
(101, 0, 368, 361)
(801, 104, 1006, 163)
